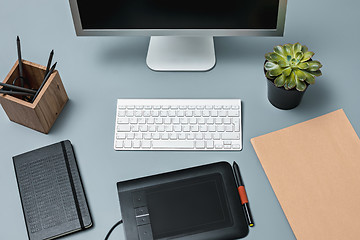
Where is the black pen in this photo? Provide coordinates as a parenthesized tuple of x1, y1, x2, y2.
(16, 36, 24, 87)
(32, 62, 57, 102)
(44, 50, 54, 77)
(0, 82, 37, 94)
(0, 89, 34, 96)
(233, 161, 254, 227)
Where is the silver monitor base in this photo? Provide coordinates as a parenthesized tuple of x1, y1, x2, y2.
(146, 36, 216, 71)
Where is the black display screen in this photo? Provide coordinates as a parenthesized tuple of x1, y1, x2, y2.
(77, 0, 279, 30)
(145, 173, 232, 239)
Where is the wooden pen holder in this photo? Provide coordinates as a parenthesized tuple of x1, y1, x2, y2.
(0, 60, 68, 133)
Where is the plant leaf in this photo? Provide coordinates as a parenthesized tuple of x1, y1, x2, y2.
(307, 69, 322, 77)
(270, 52, 286, 62)
(295, 52, 304, 61)
(295, 69, 307, 81)
(301, 51, 314, 62)
(284, 44, 293, 58)
(304, 71, 315, 84)
(269, 67, 283, 77)
(308, 60, 323, 71)
(302, 45, 309, 53)
(284, 74, 291, 90)
(287, 72, 296, 89)
(296, 76, 307, 91)
(298, 62, 309, 70)
(273, 45, 286, 56)
(283, 67, 292, 77)
(278, 60, 289, 68)
(264, 61, 277, 70)
(265, 52, 273, 61)
(284, 78, 289, 90)
(266, 70, 275, 79)
(274, 74, 285, 87)
(293, 43, 302, 54)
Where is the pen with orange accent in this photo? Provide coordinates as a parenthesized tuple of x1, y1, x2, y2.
(233, 161, 254, 227)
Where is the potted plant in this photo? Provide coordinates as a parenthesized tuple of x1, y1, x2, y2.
(264, 43, 322, 110)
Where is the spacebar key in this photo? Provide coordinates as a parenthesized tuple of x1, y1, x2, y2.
(152, 140, 194, 149)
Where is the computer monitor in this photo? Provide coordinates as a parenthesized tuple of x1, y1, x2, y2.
(69, 0, 287, 71)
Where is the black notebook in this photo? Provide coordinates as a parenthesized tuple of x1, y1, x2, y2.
(117, 161, 249, 240)
(13, 140, 92, 240)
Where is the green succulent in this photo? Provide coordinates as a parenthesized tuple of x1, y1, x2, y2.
(264, 43, 322, 91)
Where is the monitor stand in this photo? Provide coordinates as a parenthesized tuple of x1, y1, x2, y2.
(146, 36, 216, 71)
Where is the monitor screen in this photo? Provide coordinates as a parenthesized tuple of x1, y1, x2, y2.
(76, 0, 280, 30)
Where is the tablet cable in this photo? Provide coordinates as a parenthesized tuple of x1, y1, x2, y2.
(104, 219, 123, 240)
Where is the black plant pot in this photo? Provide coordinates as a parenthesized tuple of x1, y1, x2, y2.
(266, 78, 306, 110)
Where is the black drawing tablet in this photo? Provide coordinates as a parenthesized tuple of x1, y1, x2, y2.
(117, 162, 249, 240)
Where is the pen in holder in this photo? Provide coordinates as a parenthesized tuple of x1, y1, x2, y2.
(0, 60, 68, 133)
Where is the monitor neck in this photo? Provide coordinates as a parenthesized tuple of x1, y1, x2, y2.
(146, 36, 216, 71)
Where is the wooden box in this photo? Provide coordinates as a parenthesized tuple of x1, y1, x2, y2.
(0, 60, 68, 133)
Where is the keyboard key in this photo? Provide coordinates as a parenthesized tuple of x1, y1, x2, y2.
(118, 118, 129, 124)
(142, 141, 151, 148)
(118, 110, 126, 117)
(127, 133, 135, 139)
(116, 133, 126, 139)
(178, 133, 186, 140)
(204, 133, 212, 140)
(215, 144, 223, 149)
(115, 140, 123, 148)
(133, 140, 141, 148)
(126, 110, 134, 117)
(228, 110, 239, 117)
(169, 133, 177, 140)
(187, 133, 195, 140)
(143, 133, 152, 140)
(206, 140, 214, 149)
(232, 144, 241, 149)
(195, 141, 205, 149)
(151, 110, 159, 117)
(117, 125, 131, 132)
(210, 110, 218, 117)
(124, 141, 132, 148)
(222, 133, 240, 140)
(152, 133, 160, 140)
(152, 140, 194, 149)
(213, 133, 221, 139)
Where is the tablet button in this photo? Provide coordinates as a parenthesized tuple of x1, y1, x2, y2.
(135, 206, 149, 216)
(132, 191, 147, 207)
(138, 224, 153, 240)
(136, 215, 150, 226)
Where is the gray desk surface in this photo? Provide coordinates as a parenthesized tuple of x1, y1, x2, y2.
(1, 0, 359, 239)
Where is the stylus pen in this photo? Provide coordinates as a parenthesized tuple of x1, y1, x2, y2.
(16, 36, 24, 87)
(233, 161, 254, 227)
(0, 89, 34, 96)
(32, 62, 57, 102)
(0, 82, 37, 94)
(44, 50, 54, 77)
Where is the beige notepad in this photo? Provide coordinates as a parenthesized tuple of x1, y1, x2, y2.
(251, 109, 360, 240)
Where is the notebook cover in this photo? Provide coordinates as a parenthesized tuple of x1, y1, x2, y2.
(251, 109, 360, 240)
(13, 140, 92, 240)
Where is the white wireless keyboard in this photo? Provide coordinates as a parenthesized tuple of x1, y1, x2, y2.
(114, 99, 242, 151)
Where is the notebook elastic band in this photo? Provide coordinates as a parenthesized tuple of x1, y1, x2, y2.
(61, 141, 85, 229)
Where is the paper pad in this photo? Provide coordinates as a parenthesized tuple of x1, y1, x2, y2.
(251, 109, 360, 240)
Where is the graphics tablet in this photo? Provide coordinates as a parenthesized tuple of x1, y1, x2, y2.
(117, 161, 249, 240)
